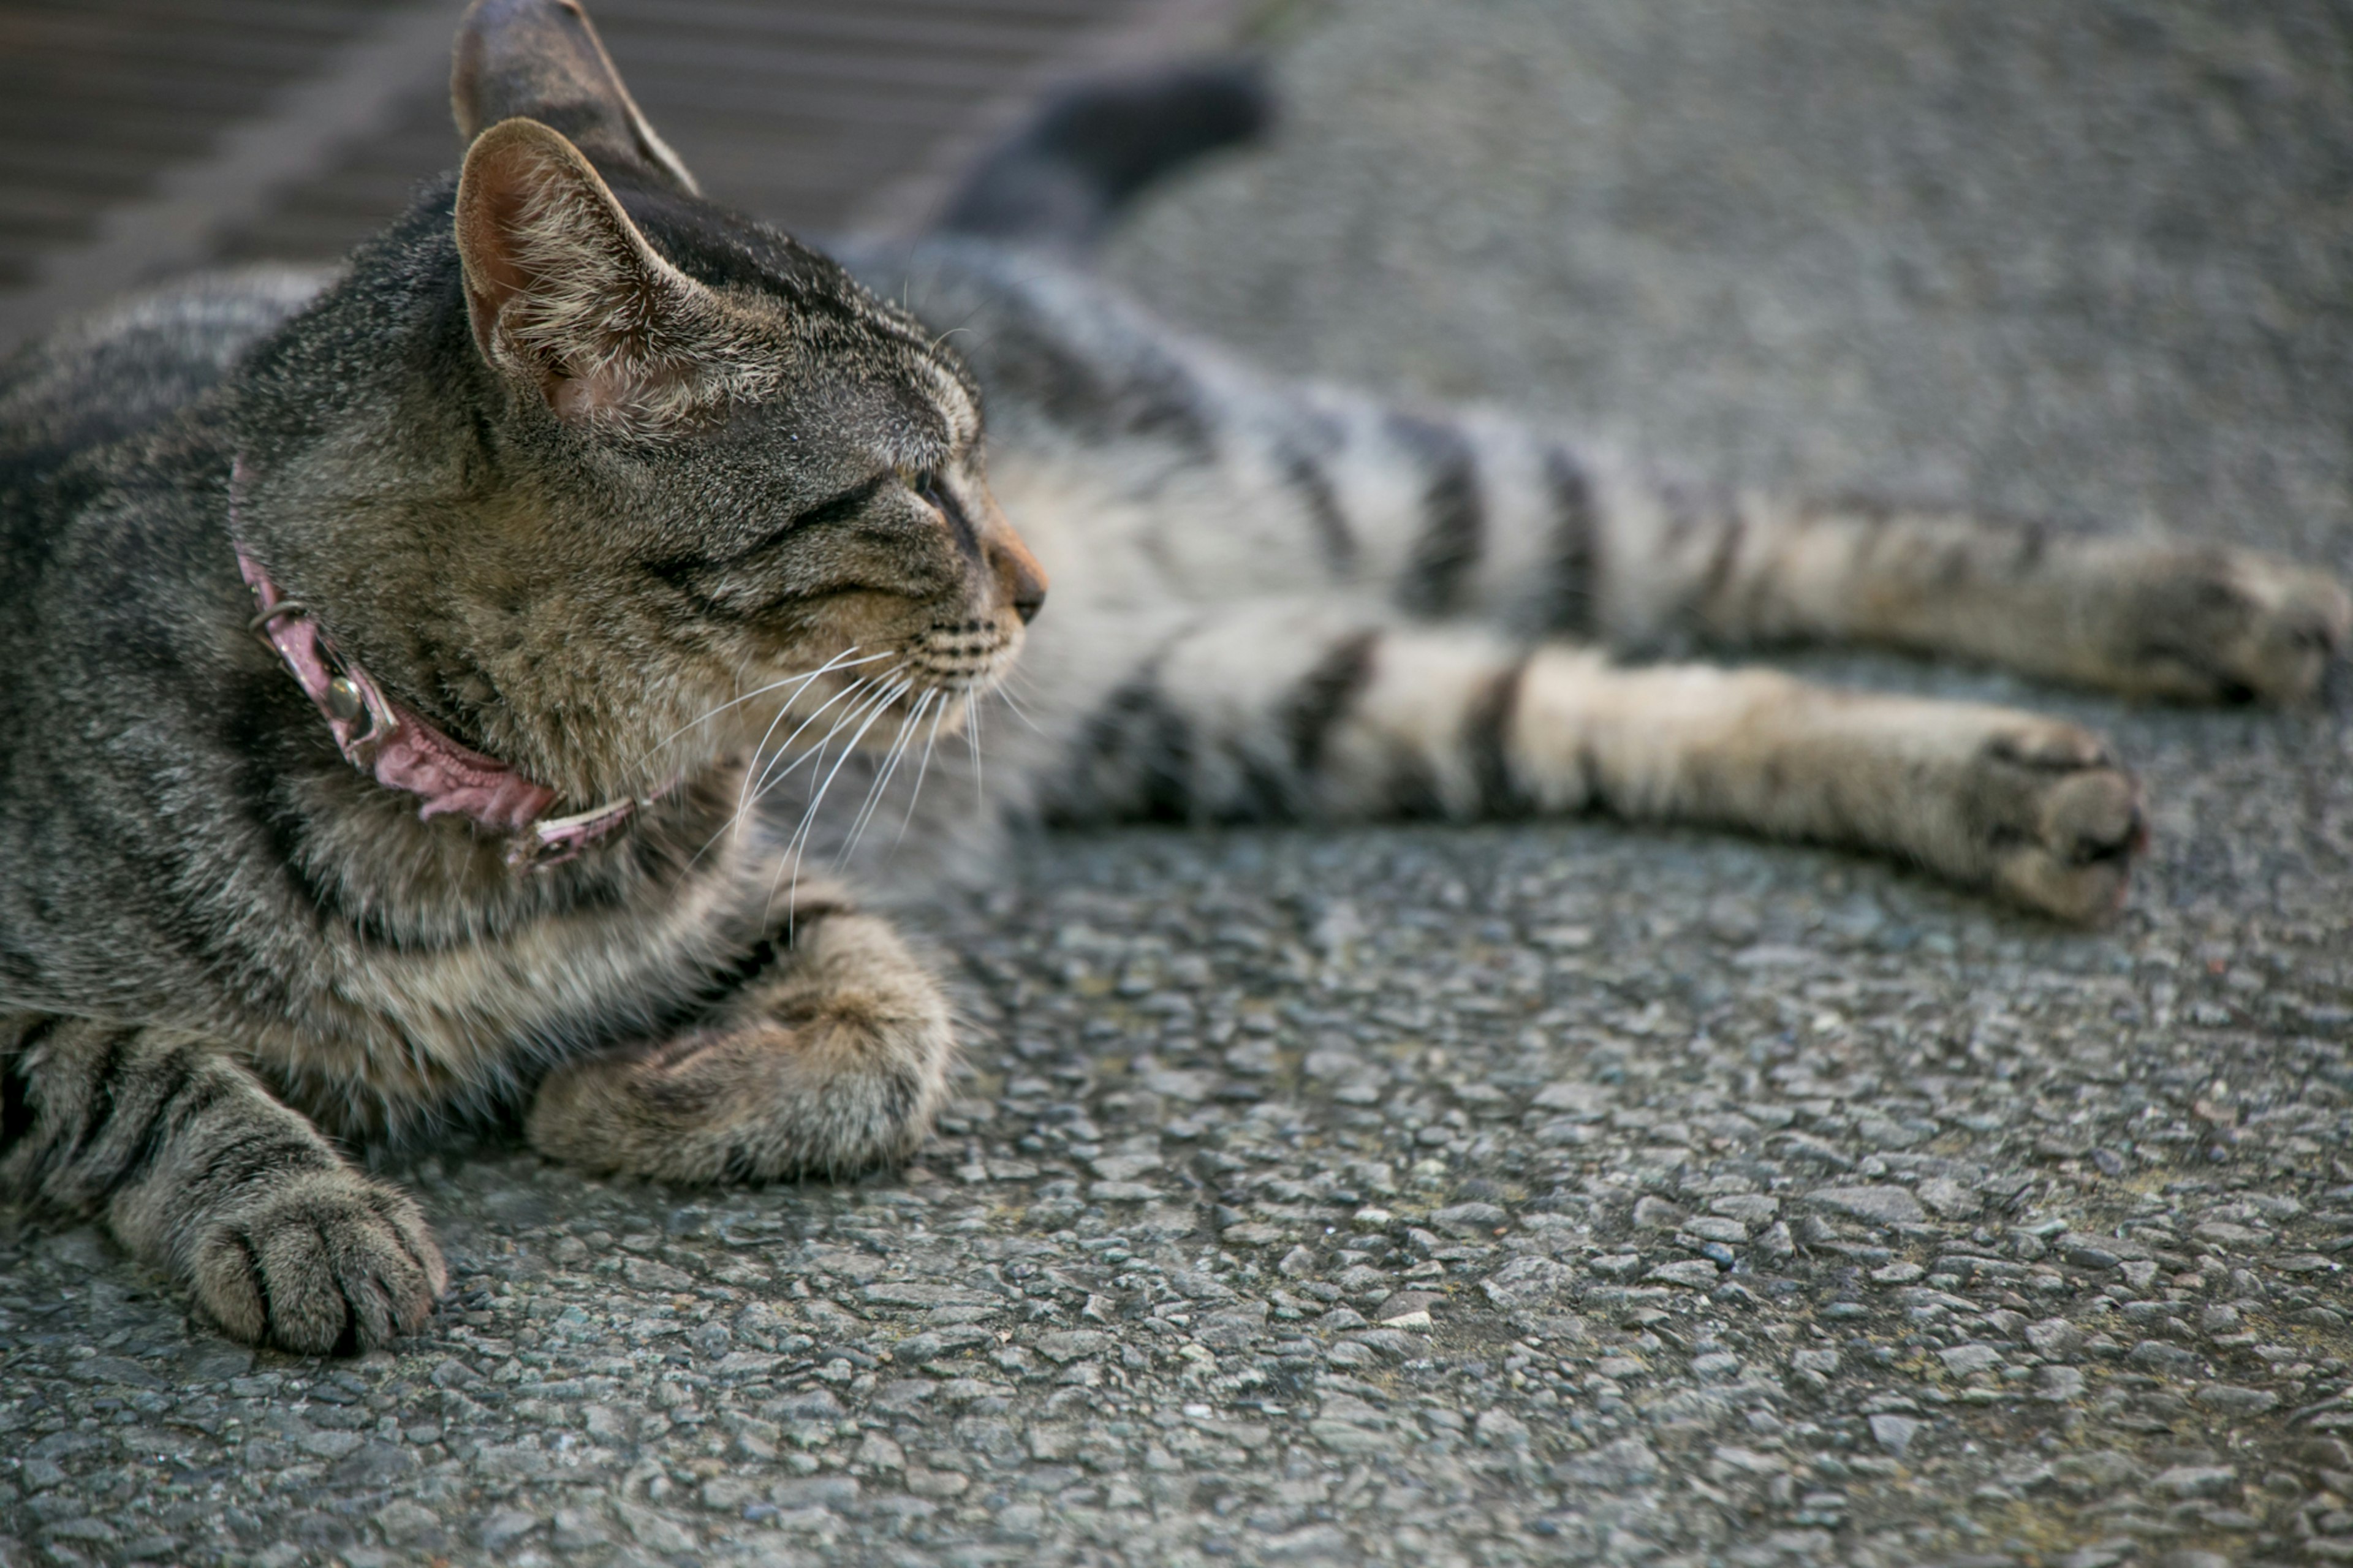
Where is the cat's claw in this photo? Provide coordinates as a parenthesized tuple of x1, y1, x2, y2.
(189, 1170, 446, 1354)
(1966, 722, 2145, 923)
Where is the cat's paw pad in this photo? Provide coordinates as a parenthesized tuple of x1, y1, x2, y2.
(1967, 724, 2145, 922)
(2120, 549, 2351, 704)
(191, 1171, 446, 1354)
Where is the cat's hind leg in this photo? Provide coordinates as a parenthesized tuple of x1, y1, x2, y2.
(1045, 604, 2144, 921)
(0, 1016, 445, 1352)
(526, 900, 953, 1184)
(1108, 355, 2347, 701)
(1599, 491, 2352, 705)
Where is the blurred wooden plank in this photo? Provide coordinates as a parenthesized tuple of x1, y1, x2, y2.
(0, 0, 1244, 354)
(0, 0, 466, 353)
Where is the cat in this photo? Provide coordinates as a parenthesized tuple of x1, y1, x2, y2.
(1, 0, 2344, 1355)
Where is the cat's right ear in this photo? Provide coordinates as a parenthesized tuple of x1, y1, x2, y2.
(452, 0, 697, 195)
(455, 119, 740, 436)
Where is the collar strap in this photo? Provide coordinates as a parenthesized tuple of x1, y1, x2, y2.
(233, 526, 643, 872)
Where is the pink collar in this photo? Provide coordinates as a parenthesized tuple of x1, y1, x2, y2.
(232, 474, 642, 870)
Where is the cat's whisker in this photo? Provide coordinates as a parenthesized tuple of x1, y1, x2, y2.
(964, 689, 986, 806)
(991, 683, 1046, 737)
(770, 676, 915, 921)
(633, 645, 886, 778)
(692, 670, 887, 872)
(727, 672, 841, 839)
(890, 693, 955, 853)
(836, 691, 931, 865)
(741, 668, 892, 816)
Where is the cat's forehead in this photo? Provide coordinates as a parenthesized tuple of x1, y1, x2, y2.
(620, 191, 980, 449)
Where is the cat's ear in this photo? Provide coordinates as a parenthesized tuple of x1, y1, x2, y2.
(455, 119, 740, 434)
(452, 0, 697, 196)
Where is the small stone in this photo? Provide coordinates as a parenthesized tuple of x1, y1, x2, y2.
(2150, 1465, 2237, 1498)
(906, 1467, 970, 1499)
(2192, 1384, 2279, 1417)
(2055, 1543, 2135, 1568)
(1870, 1262, 1925, 1284)
(1646, 1259, 1721, 1287)
(2128, 1340, 2204, 1377)
(1632, 1196, 1685, 1229)
(477, 1508, 540, 1550)
(1868, 1414, 1922, 1456)
(1433, 1202, 1507, 1232)
(1915, 1178, 1980, 1219)
(1708, 1195, 1778, 1224)
(376, 1501, 440, 1543)
(1938, 1344, 2003, 1376)
(1474, 1409, 1531, 1448)
(1809, 1186, 1928, 1227)
(2036, 1366, 2086, 1402)
(2026, 1319, 2084, 1357)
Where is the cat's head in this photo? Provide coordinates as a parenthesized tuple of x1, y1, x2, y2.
(248, 0, 1044, 808)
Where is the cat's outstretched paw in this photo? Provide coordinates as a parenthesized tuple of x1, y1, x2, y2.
(2096, 546, 2350, 705)
(529, 910, 954, 1184)
(189, 1171, 446, 1354)
(529, 1015, 951, 1184)
(1963, 722, 2146, 922)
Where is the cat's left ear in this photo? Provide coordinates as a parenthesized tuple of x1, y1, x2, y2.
(455, 118, 741, 434)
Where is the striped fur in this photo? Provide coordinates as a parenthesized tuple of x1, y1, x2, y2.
(1, 0, 2344, 1354)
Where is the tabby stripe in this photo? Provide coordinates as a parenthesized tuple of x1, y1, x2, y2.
(2012, 521, 2049, 575)
(1464, 656, 1534, 817)
(1697, 493, 1747, 613)
(1539, 447, 1599, 635)
(188, 1126, 334, 1207)
(1276, 441, 1359, 574)
(1070, 661, 1195, 822)
(57, 1026, 131, 1171)
(1283, 631, 1380, 779)
(106, 1043, 203, 1194)
(1, 1051, 34, 1150)
(1390, 415, 1483, 616)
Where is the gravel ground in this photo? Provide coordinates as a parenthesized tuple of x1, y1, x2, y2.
(7, 2, 2353, 1566)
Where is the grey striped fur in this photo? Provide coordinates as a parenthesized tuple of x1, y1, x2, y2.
(2, 0, 2346, 1353)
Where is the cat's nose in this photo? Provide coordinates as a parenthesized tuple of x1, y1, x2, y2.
(1006, 552, 1047, 624)
(967, 480, 1047, 624)
(990, 532, 1048, 624)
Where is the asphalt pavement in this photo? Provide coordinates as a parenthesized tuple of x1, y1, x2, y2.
(6, 2, 2352, 1565)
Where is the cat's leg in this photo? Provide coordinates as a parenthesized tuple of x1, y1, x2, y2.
(0, 1016, 445, 1352)
(1028, 346, 2346, 701)
(526, 897, 954, 1184)
(1250, 398, 2349, 702)
(1583, 483, 2352, 705)
(1046, 604, 2144, 921)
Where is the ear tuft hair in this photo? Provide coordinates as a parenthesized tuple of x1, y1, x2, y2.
(454, 119, 772, 437)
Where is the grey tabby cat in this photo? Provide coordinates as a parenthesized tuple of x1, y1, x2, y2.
(2, 0, 2344, 1355)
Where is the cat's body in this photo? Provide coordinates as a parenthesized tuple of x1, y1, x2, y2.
(2, 0, 2345, 1354)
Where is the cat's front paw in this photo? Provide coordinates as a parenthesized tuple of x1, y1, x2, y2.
(189, 1170, 446, 1354)
(1959, 721, 2145, 922)
(2102, 546, 2350, 704)
(529, 908, 954, 1185)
